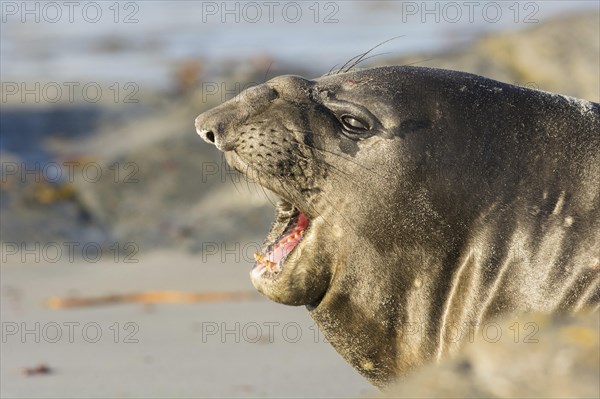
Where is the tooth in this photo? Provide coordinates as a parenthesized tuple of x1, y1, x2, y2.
(254, 253, 265, 263)
(266, 260, 274, 271)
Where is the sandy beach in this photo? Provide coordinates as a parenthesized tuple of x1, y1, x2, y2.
(1, 251, 373, 398)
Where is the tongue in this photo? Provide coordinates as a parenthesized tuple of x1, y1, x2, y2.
(256, 213, 309, 269)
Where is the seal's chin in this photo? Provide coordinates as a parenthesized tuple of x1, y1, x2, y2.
(252, 200, 309, 278)
(249, 199, 330, 306)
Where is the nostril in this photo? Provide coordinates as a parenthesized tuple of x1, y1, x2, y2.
(205, 131, 215, 143)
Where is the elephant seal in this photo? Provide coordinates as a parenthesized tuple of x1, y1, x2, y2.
(195, 66, 600, 387)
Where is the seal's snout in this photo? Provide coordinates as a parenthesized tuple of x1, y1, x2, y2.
(194, 113, 235, 152)
(203, 130, 215, 144)
(195, 83, 280, 151)
(196, 127, 215, 144)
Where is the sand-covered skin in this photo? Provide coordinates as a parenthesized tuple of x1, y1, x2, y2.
(380, 312, 600, 398)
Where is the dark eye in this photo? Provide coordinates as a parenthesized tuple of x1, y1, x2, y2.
(341, 115, 369, 132)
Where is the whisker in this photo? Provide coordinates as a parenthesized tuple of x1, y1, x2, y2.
(269, 174, 353, 238)
(242, 163, 256, 195)
(230, 152, 358, 239)
(402, 58, 435, 67)
(222, 153, 242, 194)
(350, 51, 392, 69)
(257, 173, 280, 208)
(336, 52, 368, 75)
(326, 63, 340, 76)
(224, 151, 384, 257)
(288, 130, 389, 180)
(290, 141, 395, 232)
(289, 140, 357, 181)
(341, 35, 404, 74)
(262, 60, 274, 83)
(231, 158, 281, 209)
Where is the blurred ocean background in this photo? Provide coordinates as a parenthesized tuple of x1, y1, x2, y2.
(1, 0, 597, 88)
(1, 1, 599, 397)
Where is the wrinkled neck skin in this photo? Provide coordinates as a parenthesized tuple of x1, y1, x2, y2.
(196, 67, 600, 388)
(305, 120, 476, 385)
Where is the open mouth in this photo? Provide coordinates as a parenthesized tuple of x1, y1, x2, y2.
(252, 200, 310, 278)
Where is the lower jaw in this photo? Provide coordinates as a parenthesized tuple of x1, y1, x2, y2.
(249, 213, 335, 307)
(252, 209, 310, 278)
